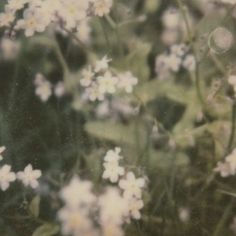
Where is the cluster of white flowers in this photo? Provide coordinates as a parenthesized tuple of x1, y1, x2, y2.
(155, 44, 196, 79)
(58, 148, 146, 236)
(80, 56, 138, 102)
(0, 0, 113, 38)
(0, 147, 41, 191)
(34, 73, 65, 102)
(214, 148, 236, 177)
(102, 147, 146, 220)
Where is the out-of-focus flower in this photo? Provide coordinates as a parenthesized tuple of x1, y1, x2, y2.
(127, 198, 144, 220)
(214, 161, 232, 177)
(93, 0, 113, 17)
(58, 207, 94, 236)
(85, 83, 105, 101)
(98, 187, 129, 225)
(104, 147, 123, 163)
(117, 72, 138, 93)
(0, 9, 15, 27)
(0, 38, 20, 60)
(60, 176, 96, 208)
(0, 165, 16, 191)
(119, 172, 145, 199)
(162, 7, 181, 29)
(17, 164, 41, 189)
(54, 82, 65, 98)
(178, 207, 190, 223)
(0, 146, 6, 161)
(80, 67, 94, 87)
(183, 55, 196, 71)
(34, 73, 52, 102)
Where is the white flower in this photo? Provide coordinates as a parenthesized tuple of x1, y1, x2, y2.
(16, 9, 49, 37)
(93, 0, 113, 17)
(35, 80, 52, 102)
(98, 71, 118, 94)
(80, 67, 94, 87)
(85, 83, 105, 101)
(103, 161, 125, 183)
(103, 147, 124, 183)
(104, 147, 123, 163)
(183, 55, 196, 71)
(214, 161, 232, 177)
(58, 207, 94, 236)
(17, 164, 41, 189)
(127, 198, 144, 220)
(170, 44, 188, 57)
(119, 172, 145, 199)
(76, 20, 91, 44)
(0, 9, 15, 27)
(94, 55, 111, 73)
(101, 224, 124, 236)
(0, 165, 16, 191)
(166, 53, 182, 72)
(60, 176, 96, 208)
(34, 74, 52, 102)
(54, 82, 65, 98)
(0, 146, 6, 161)
(117, 72, 138, 93)
(6, 0, 27, 12)
(98, 187, 129, 225)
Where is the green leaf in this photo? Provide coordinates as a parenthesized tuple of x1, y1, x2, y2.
(29, 195, 40, 218)
(85, 121, 147, 147)
(32, 224, 59, 236)
(136, 79, 192, 105)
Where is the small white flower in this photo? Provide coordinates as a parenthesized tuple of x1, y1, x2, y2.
(183, 55, 196, 71)
(94, 55, 111, 73)
(117, 72, 138, 93)
(6, 0, 27, 12)
(85, 83, 105, 101)
(214, 161, 232, 177)
(104, 147, 123, 163)
(128, 198, 144, 220)
(166, 53, 182, 72)
(170, 44, 188, 57)
(17, 164, 41, 189)
(80, 67, 94, 87)
(93, 0, 113, 17)
(54, 82, 65, 98)
(98, 71, 118, 94)
(103, 161, 125, 183)
(0, 165, 16, 191)
(60, 176, 96, 208)
(119, 172, 145, 199)
(16, 9, 49, 37)
(0, 146, 6, 161)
